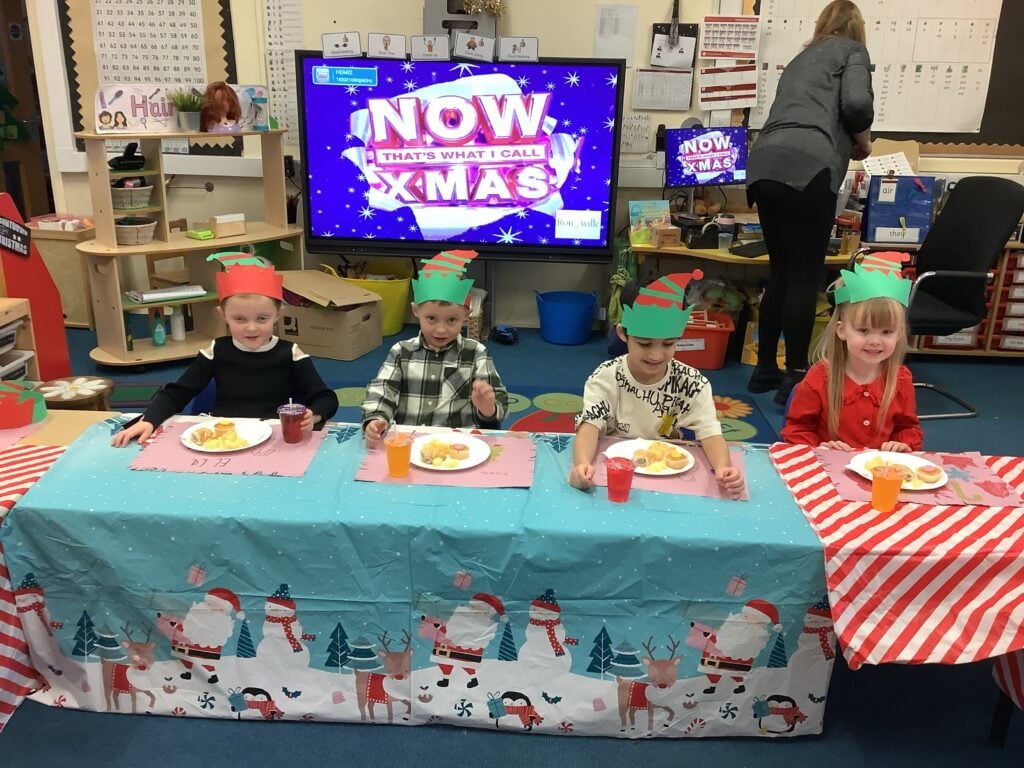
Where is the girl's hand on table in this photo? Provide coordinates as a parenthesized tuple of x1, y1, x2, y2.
(880, 441, 913, 453)
(111, 420, 154, 447)
(569, 463, 595, 491)
(820, 440, 854, 451)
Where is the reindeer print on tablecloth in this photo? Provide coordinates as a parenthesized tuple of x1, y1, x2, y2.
(355, 630, 412, 723)
(616, 636, 681, 734)
(101, 622, 157, 713)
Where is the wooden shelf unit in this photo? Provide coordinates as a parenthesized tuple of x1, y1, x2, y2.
(75, 130, 301, 367)
(0, 297, 40, 380)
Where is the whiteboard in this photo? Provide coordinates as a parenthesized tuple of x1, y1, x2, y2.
(750, 0, 1004, 133)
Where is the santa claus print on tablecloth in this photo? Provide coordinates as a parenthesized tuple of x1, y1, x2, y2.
(155, 586, 246, 685)
(686, 598, 782, 696)
(257, 583, 316, 667)
(520, 588, 577, 674)
(418, 592, 507, 689)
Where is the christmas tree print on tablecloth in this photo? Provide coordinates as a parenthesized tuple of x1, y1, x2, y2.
(586, 626, 615, 678)
(236, 619, 256, 659)
(498, 621, 517, 661)
(325, 622, 352, 672)
(537, 433, 573, 453)
(92, 626, 125, 662)
(609, 641, 645, 678)
(345, 635, 382, 672)
(71, 611, 97, 660)
(767, 633, 788, 668)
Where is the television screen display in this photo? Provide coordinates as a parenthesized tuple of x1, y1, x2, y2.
(296, 54, 626, 260)
(664, 126, 748, 187)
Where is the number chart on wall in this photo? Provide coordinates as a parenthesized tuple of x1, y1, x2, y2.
(750, 0, 1004, 133)
(91, 0, 208, 86)
(58, 0, 239, 155)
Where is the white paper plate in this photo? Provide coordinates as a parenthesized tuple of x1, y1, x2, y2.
(846, 450, 948, 491)
(603, 438, 695, 476)
(180, 419, 273, 453)
(409, 433, 491, 471)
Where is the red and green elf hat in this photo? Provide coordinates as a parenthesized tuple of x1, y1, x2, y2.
(834, 251, 912, 307)
(620, 270, 704, 338)
(206, 251, 283, 302)
(411, 250, 477, 306)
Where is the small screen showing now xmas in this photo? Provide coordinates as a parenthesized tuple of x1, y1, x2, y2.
(665, 126, 748, 188)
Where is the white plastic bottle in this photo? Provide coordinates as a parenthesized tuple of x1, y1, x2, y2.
(169, 306, 186, 342)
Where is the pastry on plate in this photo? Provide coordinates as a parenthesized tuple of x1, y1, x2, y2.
(213, 419, 235, 437)
(448, 443, 470, 460)
(190, 427, 215, 446)
(632, 449, 651, 467)
(665, 450, 690, 470)
(915, 464, 943, 483)
(888, 463, 914, 483)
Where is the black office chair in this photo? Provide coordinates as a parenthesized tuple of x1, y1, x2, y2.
(852, 176, 1024, 420)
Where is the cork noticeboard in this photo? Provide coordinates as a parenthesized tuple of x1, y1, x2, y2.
(58, 0, 240, 156)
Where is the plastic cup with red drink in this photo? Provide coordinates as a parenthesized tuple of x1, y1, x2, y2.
(277, 403, 306, 444)
(605, 457, 636, 502)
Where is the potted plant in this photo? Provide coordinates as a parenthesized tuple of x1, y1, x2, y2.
(167, 87, 204, 132)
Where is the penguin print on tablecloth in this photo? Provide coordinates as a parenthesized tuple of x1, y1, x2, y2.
(488, 690, 544, 731)
(753, 693, 807, 735)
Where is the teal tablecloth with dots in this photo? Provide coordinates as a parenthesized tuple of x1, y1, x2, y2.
(1, 422, 834, 738)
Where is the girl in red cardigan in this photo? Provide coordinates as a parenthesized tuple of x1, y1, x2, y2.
(781, 255, 923, 451)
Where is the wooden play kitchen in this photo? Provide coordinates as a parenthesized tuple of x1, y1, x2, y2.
(75, 129, 302, 366)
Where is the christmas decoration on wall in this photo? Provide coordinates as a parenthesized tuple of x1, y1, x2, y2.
(462, 0, 505, 17)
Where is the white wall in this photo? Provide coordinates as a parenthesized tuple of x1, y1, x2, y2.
(28, 0, 1024, 326)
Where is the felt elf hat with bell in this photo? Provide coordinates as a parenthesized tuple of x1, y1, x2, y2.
(620, 270, 704, 339)
(206, 251, 283, 302)
(833, 251, 912, 307)
(411, 250, 478, 306)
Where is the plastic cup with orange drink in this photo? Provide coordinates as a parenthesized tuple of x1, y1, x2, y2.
(384, 432, 413, 477)
(870, 465, 903, 513)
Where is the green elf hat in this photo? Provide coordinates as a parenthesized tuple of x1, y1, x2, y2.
(411, 250, 478, 306)
(833, 251, 912, 307)
(206, 252, 283, 301)
(620, 270, 704, 339)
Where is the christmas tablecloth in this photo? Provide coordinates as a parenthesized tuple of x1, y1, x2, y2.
(769, 443, 1024, 711)
(0, 444, 65, 733)
(0, 425, 835, 740)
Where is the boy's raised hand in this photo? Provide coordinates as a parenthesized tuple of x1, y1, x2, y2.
(715, 466, 745, 500)
(471, 378, 496, 418)
(364, 418, 388, 448)
(111, 420, 154, 447)
(569, 463, 596, 491)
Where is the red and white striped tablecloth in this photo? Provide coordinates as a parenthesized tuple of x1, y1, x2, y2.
(769, 443, 1024, 708)
(0, 444, 65, 733)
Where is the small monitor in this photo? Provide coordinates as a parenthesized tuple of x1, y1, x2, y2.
(664, 126, 748, 187)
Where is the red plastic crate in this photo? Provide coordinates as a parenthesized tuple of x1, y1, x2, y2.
(674, 311, 735, 369)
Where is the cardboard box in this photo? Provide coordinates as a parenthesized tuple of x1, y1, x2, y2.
(278, 270, 383, 361)
(650, 225, 681, 248)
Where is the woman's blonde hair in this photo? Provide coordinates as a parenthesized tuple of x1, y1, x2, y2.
(813, 292, 908, 440)
(809, 0, 866, 46)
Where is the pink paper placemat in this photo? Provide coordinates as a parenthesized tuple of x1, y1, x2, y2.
(0, 421, 44, 452)
(593, 437, 749, 501)
(355, 434, 536, 488)
(813, 449, 1023, 506)
(129, 418, 327, 477)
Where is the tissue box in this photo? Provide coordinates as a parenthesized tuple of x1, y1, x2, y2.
(650, 225, 681, 248)
(209, 213, 246, 238)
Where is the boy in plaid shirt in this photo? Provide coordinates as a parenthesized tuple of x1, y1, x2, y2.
(362, 251, 508, 446)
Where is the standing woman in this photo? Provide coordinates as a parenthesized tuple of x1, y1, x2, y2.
(746, 0, 874, 406)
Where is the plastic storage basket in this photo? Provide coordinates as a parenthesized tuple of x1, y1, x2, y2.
(535, 290, 597, 345)
(114, 216, 158, 245)
(339, 259, 413, 336)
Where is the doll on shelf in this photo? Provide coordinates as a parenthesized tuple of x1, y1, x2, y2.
(200, 82, 242, 133)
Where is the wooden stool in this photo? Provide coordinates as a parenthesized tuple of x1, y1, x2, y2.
(37, 376, 114, 411)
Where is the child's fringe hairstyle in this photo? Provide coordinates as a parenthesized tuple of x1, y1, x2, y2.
(813, 286, 908, 440)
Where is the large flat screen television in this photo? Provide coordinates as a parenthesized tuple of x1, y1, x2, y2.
(296, 53, 626, 261)
(664, 126, 747, 187)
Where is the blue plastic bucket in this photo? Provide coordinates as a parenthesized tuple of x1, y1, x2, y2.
(535, 290, 598, 345)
